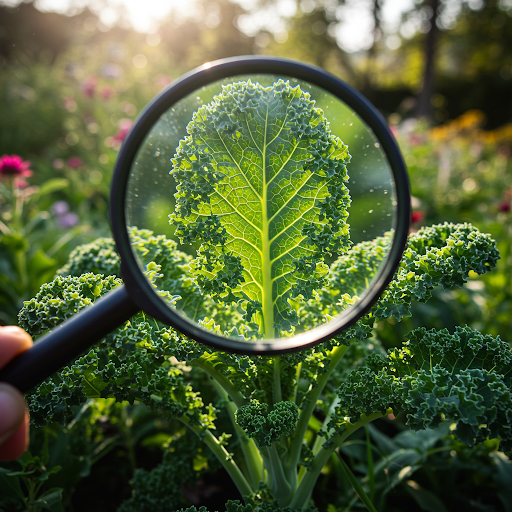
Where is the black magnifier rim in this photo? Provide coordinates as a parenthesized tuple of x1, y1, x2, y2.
(111, 55, 410, 355)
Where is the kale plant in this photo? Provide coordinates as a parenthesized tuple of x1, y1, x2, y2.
(17, 222, 505, 511)
(12, 81, 508, 510)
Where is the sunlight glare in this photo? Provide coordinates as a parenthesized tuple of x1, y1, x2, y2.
(31, 0, 190, 32)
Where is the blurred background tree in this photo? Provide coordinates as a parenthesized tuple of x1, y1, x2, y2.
(0, 0, 511, 126)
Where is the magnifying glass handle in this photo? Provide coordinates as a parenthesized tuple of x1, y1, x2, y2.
(0, 285, 140, 394)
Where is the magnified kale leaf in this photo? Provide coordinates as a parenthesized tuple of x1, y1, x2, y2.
(169, 80, 351, 338)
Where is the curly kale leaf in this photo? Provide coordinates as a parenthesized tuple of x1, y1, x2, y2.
(18, 273, 122, 336)
(57, 237, 121, 277)
(330, 326, 512, 451)
(58, 227, 221, 323)
(374, 222, 500, 320)
(325, 222, 499, 323)
(236, 399, 299, 448)
(20, 273, 215, 428)
(170, 79, 351, 337)
(326, 354, 398, 436)
(390, 326, 512, 450)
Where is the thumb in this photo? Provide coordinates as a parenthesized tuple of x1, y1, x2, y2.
(0, 383, 28, 460)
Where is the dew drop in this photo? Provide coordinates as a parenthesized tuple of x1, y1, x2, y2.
(374, 143, 380, 148)
(154, 150, 161, 157)
(369, 210, 373, 213)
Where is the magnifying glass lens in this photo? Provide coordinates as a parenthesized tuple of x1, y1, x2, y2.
(125, 74, 398, 345)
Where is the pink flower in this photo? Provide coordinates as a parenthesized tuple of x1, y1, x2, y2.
(157, 74, 173, 89)
(113, 119, 133, 143)
(498, 201, 511, 213)
(82, 76, 98, 98)
(409, 133, 425, 146)
(14, 178, 29, 188)
(0, 154, 32, 179)
(67, 157, 83, 168)
(100, 85, 114, 100)
(411, 211, 424, 223)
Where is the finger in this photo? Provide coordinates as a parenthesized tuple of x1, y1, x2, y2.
(0, 383, 28, 461)
(0, 326, 33, 368)
(0, 409, 29, 462)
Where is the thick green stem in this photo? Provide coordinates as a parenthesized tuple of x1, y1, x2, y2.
(289, 411, 385, 510)
(179, 415, 254, 499)
(212, 380, 264, 489)
(287, 344, 348, 469)
(193, 357, 246, 408)
(292, 362, 302, 405)
(273, 355, 282, 404)
(310, 395, 340, 456)
(266, 443, 292, 506)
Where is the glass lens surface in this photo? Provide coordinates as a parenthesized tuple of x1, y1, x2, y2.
(125, 74, 398, 344)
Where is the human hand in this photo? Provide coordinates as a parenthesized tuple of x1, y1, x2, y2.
(0, 326, 32, 461)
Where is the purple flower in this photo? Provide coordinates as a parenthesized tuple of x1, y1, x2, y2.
(56, 212, 79, 228)
(100, 63, 123, 79)
(51, 201, 70, 216)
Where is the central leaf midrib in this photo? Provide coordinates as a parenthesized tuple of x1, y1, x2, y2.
(261, 100, 274, 339)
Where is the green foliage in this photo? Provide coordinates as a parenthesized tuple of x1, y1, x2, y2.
(372, 222, 500, 321)
(176, 499, 318, 512)
(11, 217, 505, 510)
(236, 400, 299, 448)
(388, 115, 512, 348)
(0, 399, 148, 512)
(118, 432, 216, 512)
(0, 179, 92, 324)
(56, 237, 121, 278)
(331, 325, 512, 451)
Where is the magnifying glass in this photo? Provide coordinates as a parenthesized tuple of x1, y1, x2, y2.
(0, 56, 410, 393)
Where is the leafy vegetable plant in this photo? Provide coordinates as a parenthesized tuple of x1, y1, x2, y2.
(14, 220, 503, 511)
(6, 80, 508, 511)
